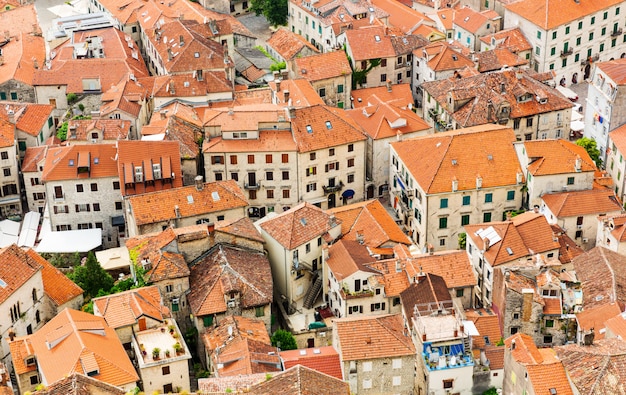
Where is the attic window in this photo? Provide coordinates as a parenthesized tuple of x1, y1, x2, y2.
(0, 279, 6, 288)
(93, 158, 99, 164)
(506, 247, 513, 255)
(325, 121, 332, 129)
(25, 356, 36, 366)
(306, 125, 313, 133)
(487, 154, 493, 160)
(451, 159, 457, 165)
(452, 55, 458, 61)
(300, 218, 307, 225)
(374, 35, 381, 42)
(368, 6, 374, 12)
(464, 16, 469, 22)
(194, 52, 200, 58)
(187, 195, 194, 204)
(69, 159, 74, 166)
(212, 191, 220, 201)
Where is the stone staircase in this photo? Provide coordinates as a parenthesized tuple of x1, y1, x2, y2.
(303, 273, 323, 309)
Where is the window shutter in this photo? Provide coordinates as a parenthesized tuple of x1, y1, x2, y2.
(75, 205, 79, 212)
(53, 206, 58, 214)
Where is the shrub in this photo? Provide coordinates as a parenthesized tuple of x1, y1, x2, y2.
(66, 93, 78, 104)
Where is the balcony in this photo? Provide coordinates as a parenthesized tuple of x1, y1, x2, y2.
(134, 320, 191, 367)
(323, 181, 344, 194)
(611, 28, 623, 37)
(53, 193, 65, 202)
(423, 353, 474, 371)
(428, 108, 440, 120)
(560, 48, 573, 57)
(244, 182, 261, 190)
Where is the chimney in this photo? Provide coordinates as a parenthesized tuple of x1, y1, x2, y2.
(286, 106, 296, 120)
(395, 259, 402, 272)
(179, 35, 184, 47)
(516, 171, 523, 184)
(575, 155, 582, 172)
(7, 109, 14, 124)
(283, 90, 290, 103)
(169, 81, 175, 94)
(533, 205, 539, 213)
(194, 175, 204, 191)
(174, 205, 181, 218)
(356, 231, 364, 245)
(275, 79, 281, 93)
(33, 58, 39, 69)
(483, 237, 490, 251)
(167, 48, 173, 61)
(386, 80, 392, 92)
(159, 110, 167, 120)
(8, 330, 15, 342)
(452, 178, 458, 192)
(500, 83, 506, 94)
(476, 175, 483, 190)
(281, 70, 288, 80)
(428, 244, 434, 255)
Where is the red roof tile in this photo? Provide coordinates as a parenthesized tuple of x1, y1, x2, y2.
(280, 346, 343, 380)
(42, 144, 119, 182)
(36, 250, 83, 306)
(267, 28, 319, 61)
(505, 0, 623, 30)
(93, 285, 170, 329)
(542, 189, 623, 217)
(295, 51, 351, 82)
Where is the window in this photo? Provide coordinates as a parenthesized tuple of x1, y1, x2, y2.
(461, 215, 470, 226)
(576, 36, 581, 45)
(32, 192, 45, 200)
(266, 171, 274, 181)
(589, 32, 594, 40)
(567, 176, 575, 185)
(591, 16, 595, 25)
(165, 284, 173, 293)
(1, 168, 8, 177)
(603, 10, 608, 19)
(347, 158, 354, 167)
(526, 117, 533, 127)
(513, 119, 520, 129)
(283, 189, 290, 198)
(456, 289, 464, 297)
(617, 7, 621, 15)
(513, 313, 520, 320)
(485, 193, 493, 203)
(90, 183, 98, 191)
(319, 88, 326, 97)
(600, 43, 605, 52)
(443, 379, 453, 389)
(248, 155, 254, 164)
(578, 21, 583, 29)
(30, 375, 39, 385)
(231, 172, 238, 181)
(310, 152, 316, 160)
(543, 335, 553, 344)
(507, 190, 515, 200)
(535, 46, 540, 56)
(230, 155, 237, 165)
(211, 155, 223, 164)
(115, 201, 122, 210)
(462, 196, 470, 205)
(392, 376, 401, 386)
(347, 174, 354, 183)
(203, 316, 213, 327)
(0, 92, 4, 100)
(329, 148, 335, 156)
(215, 172, 223, 181)
(266, 189, 274, 199)
(249, 190, 257, 200)
(282, 171, 289, 180)
(0, 152, 7, 160)
(551, 47, 556, 56)
(306, 183, 316, 192)
(545, 319, 554, 328)
(113, 181, 120, 190)
(439, 217, 448, 229)
(363, 379, 372, 389)
(565, 26, 570, 34)
(75, 204, 90, 213)
(552, 31, 557, 39)
(380, 74, 387, 82)
(10, 92, 17, 100)
(76, 184, 84, 193)
(602, 27, 606, 36)
(282, 154, 289, 163)
(338, 84, 344, 93)
(483, 212, 492, 222)
(256, 306, 265, 317)
(348, 143, 354, 152)
(440, 198, 448, 208)
(363, 361, 372, 372)
(93, 203, 100, 211)
(306, 166, 317, 176)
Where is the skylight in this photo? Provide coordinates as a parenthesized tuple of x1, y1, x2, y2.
(212, 191, 220, 201)
(69, 159, 74, 166)
(0, 279, 6, 288)
(187, 195, 194, 204)
(506, 247, 513, 255)
(94, 157, 99, 164)
(325, 121, 332, 129)
(306, 125, 313, 133)
(374, 35, 381, 42)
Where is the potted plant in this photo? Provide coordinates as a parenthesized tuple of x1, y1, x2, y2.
(165, 349, 171, 358)
(161, 327, 166, 333)
(173, 342, 183, 355)
(168, 325, 176, 334)
(152, 347, 161, 360)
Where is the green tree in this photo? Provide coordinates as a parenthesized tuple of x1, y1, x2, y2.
(271, 329, 297, 350)
(68, 251, 114, 299)
(458, 232, 467, 250)
(56, 122, 69, 141)
(482, 388, 498, 395)
(250, 0, 288, 27)
(576, 137, 602, 168)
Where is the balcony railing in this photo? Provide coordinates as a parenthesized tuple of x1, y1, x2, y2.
(53, 193, 65, 202)
(244, 182, 261, 190)
(423, 353, 474, 371)
(560, 48, 573, 57)
(611, 28, 623, 37)
(322, 181, 344, 194)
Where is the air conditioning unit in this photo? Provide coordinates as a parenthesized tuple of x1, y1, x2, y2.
(227, 299, 236, 308)
(406, 61, 411, 67)
(582, 238, 589, 243)
(577, 224, 583, 230)
(171, 298, 179, 304)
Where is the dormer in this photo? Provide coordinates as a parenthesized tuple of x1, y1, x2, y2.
(77, 152, 90, 175)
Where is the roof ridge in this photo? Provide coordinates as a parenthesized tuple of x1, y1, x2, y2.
(588, 355, 612, 394)
(600, 247, 618, 303)
(378, 315, 413, 352)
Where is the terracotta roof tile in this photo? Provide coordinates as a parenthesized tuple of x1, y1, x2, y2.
(553, 225, 584, 264)
(295, 51, 351, 82)
(268, 79, 326, 107)
(266, 28, 319, 61)
(465, 213, 561, 266)
(476, 48, 528, 72)
(351, 83, 414, 108)
(188, 245, 272, 316)
(345, 26, 396, 61)
(609, 123, 626, 155)
(127, 180, 248, 226)
(392, 124, 519, 194)
(334, 314, 415, 361)
(116, 140, 183, 196)
(203, 130, 297, 154)
(330, 199, 411, 248)
(100, 78, 148, 118)
(453, 7, 495, 34)
(259, 202, 340, 250)
(249, 365, 350, 395)
(576, 302, 621, 340)
(605, 311, 626, 339)
(215, 217, 265, 243)
(9, 337, 36, 375)
(542, 189, 623, 217)
(32, 373, 125, 395)
(326, 239, 379, 282)
(526, 360, 574, 395)
(0, 103, 53, 137)
(0, 118, 15, 148)
(36, 250, 83, 306)
(505, 333, 545, 364)
(41, 144, 119, 182)
(505, 0, 623, 30)
(291, 104, 366, 152)
(404, 250, 477, 289)
(523, 139, 596, 176)
(418, 41, 475, 72)
(400, 274, 453, 318)
(93, 286, 170, 329)
(555, 338, 626, 395)
(21, 146, 48, 173)
(466, 308, 502, 349)
(15, 309, 138, 387)
(479, 27, 532, 53)
(0, 7, 44, 87)
(370, 0, 433, 34)
(66, 119, 132, 142)
(198, 374, 266, 394)
(484, 345, 504, 370)
(0, 245, 41, 304)
(542, 297, 562, 315)
(596, 59, 626, 85)
(572, 247, 626, 309)
(280, 346, 343, 379)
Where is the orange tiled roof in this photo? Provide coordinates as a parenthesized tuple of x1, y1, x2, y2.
(576, 302, 621, 340)
(116, 140, 183, 196)
(280, 346, 343, 380)
(268, 78, 326, 108)
(0, 245, 41, 304)
(21, 146, 48, 173)
(542, 297, 562, 315)
(417, 41, 475, 72)
(334, 314, 415, 361)
(93, 285, 170, 329)
(329, 199, 411, 248)
(505, 333, 545, 364)
(391, 124, 519, 194)
(542, 189, 623, 217)
(127, 180, 247, 226)
(351, 83, 414, 108)
(399, 273, 452, 317)
(249, 365, 350, 395)
(0, 117, 14, 149)
(326, 239, 379, 282)
(479, 27, 532, 53)
(291, 104, 366, 152)
(295, 51, 351, 82)
(370, 0, 433, 35)
(36, 250, 83, 306)
(0, 7, 44, 86)
(100, 77, 148, 118)
(345, 93, 430, 140)
(476, 48, 528, 73)
(524, 139, 596, 176)
(484, 345, 504, 370)
(555, 338, 626, 395)
(66, 119, 132, 142)
(41, 144, 119, 182)
(345, 26, 396, 61)
(605, 311, 626, 339)
(259, 202, 340, 250)
(201, 104, 283, 132)
(572, 247, 626, 309)
(465, 212, 561, 266)
(525, 360, 574, 395)
(453, 7, 495, 34)
(188, 244, 272, 316)
(215, 217, 265, 243)
(266, 27, 319, 61)
(597, 59, 626, 85)
(466, 308, 502, 349)
(0, 103, 53, 137)
(505, 0, 623, 30)
(610, 123, 626, 155)
(32, 372, 126, 395)
(9, 337, 36, 375)
(404, 250, 477, 289)
(21, 309, 138, 387)
(203, 130, 297, 154)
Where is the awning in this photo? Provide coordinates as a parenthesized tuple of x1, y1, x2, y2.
(111, 215, 125, 226)
(342, 189, 355, 198)
(36, 229, 102, 253)
(571, 120, 585, 131)
(396, 175, 406, 190)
